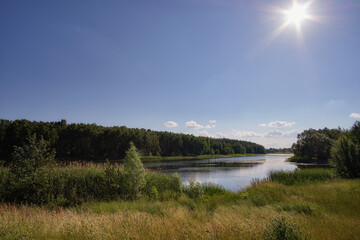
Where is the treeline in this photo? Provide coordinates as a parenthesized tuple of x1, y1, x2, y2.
(291, 127, 344, 163)
(266, 148, 293, 154)
(291, 121, 360, 165)
(0, 119, 265, 162)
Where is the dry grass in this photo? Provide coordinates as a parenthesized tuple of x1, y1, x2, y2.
(1, 179, 360, 239)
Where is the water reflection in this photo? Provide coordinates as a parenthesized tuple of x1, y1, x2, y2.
(144, 154, 296, 192)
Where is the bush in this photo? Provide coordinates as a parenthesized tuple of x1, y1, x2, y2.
(124, 142, 145, 199)
(11, 134, 55, 177)
(263, 217, 311, 240)
(0, 140, 185, 205)
(330, 135, 360, 178)
(183, 179, 204, 199)
(143, 172, 182, 200)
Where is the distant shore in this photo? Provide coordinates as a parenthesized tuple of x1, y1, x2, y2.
(140, 153, 266, 162)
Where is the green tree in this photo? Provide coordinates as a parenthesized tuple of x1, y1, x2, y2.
(11, 133, 55, 177)
(330, 135, 360, 179)
(124, 142, 145, 199)
(292, 129, 334, 162)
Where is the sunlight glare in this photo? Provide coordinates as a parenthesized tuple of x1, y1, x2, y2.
(286, 3, 307, 24)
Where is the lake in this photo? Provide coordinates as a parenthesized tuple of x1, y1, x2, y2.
(144, 154, 296, 192)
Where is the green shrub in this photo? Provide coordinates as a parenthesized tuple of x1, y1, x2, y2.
(183, 179, 204, 199)
(11, 134, 55, 177)
(330, 135, 360, 178)
(143, 172, 181, 200)
(124, 142, 145, 199)
(201, 183, 226, 196)
(263, 217, 311, 240)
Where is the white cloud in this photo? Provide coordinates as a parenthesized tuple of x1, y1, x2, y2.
(350, 113, 360, 119)
(259, 121, 296, 128)
(185, 120, 204, 129)
(198, 130, 213, 137)
(233, 130, 262, 138)
(264, 130, 298, 138)
(264, 130, 283, 138)
(164, 121, 178, 128)
(215, 132, 228, 139)
(233, 129, 298, 139)
(205, 124, 216, 129)
(209, 120, 216, 123)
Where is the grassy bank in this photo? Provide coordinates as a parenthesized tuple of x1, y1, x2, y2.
(1, 168, 359, 239)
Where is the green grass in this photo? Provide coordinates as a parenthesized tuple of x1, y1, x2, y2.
(1, 178, 359, 239)
(268, 168, 336, 185)
(1, 167, 360, 239)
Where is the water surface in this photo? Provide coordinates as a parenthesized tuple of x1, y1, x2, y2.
(144, 154, 296, 192)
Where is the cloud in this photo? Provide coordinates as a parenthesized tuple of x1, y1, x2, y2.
(164, 121, 178, 128)
(259, 121, 296, 128)
(264, 130, 283, 138)
(209, 120, 216, 123)
(185, 120, 204, 129)
(197, 131, 228, 139)
(350, 113, 360, 119)
(264, 130, 298, 138)
(233, 130, 262, 138)
(233, 129, 298, 139)
(205, 124, 216, 129)
(198, 130, 212, 137)
(215, 132, 228, 139)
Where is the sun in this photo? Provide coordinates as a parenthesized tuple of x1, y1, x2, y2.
(285, 3, 308, 25)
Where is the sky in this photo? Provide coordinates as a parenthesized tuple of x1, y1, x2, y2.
(1, 0, 360, 148)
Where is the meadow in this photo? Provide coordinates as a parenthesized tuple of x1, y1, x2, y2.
(1, 168, 360, 239)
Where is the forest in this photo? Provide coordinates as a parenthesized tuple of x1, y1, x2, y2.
(0, 119, 265, 162)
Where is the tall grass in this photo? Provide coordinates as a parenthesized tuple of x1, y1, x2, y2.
(268, 168, 336, 185)
(0, 179, 359, 239)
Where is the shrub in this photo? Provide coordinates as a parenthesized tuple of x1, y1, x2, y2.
(11, 134, 55, 177)
(124, 142, 146, 199)
(183, 179, 204, 199)
(201, 182, 226, 196)
(263, 217, 311, 240)
(143, 172, 182, 200)
(330, 135, 360, 178)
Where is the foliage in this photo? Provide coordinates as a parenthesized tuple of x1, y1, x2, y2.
(123, 142, 145, 199)
(143, 172, 182, 200)
(330, 127, 360, 178)
(10, 134, 55, 177)
(263, 217, 311, 240)
(266, 148, 293, 154)
(292, 129, 338, 163)
(0, 119, 265, 162)
(183, 179, 204, 199)
(0, 143, 181, 205)
(268, 168, 336, 185)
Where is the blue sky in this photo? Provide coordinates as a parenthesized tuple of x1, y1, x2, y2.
(1, 0, 360, 148)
